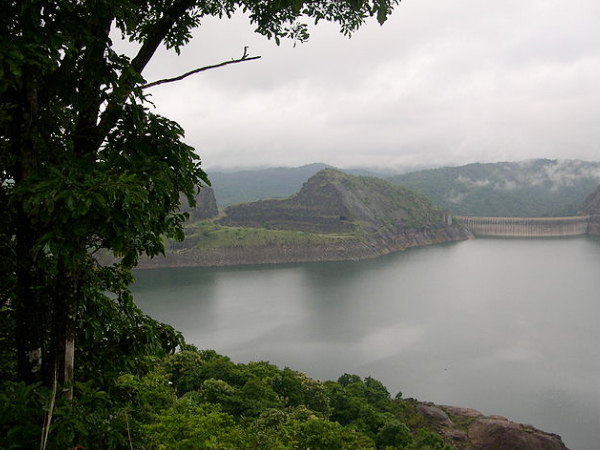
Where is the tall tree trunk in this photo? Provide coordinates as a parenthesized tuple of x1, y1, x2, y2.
(13, 81, 46, 385)
(15, 215, 45, 384)
(49, 255, 82, 399)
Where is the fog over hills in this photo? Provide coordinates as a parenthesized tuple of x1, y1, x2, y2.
(388, 159, 600, 217)
(206, 159, 600, 217)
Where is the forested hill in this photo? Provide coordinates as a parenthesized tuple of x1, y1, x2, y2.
(144, 169, 471, 268)
(387, 159, 600, 217)
(218, 168, 444, 233)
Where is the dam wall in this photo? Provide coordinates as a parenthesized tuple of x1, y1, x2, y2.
(457, 215, 592, 238)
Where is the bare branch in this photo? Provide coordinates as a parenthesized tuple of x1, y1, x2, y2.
(143, 47, 261, 89)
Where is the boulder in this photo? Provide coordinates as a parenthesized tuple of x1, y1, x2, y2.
(416, 403, 570, 450)
(468, 416, 569, 450)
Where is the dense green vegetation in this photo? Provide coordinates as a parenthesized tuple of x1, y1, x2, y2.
(388, 159, 600, 217)
(2, 1, 428, 448)
(1, 345, 457, 450)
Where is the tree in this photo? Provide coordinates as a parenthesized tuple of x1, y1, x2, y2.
(0, 0, 401, 398)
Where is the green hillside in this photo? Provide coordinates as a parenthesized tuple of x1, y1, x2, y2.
(170, 169, 451, 255)
(217, 169, 444, 235)
(388, 159, 600, 217)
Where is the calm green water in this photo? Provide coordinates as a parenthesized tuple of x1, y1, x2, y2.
(132, 237, 600, 450)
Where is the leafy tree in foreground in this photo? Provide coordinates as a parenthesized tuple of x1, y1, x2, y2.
(1, 0, 401, 398)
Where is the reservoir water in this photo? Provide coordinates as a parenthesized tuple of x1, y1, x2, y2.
(132, 237, 600, 450)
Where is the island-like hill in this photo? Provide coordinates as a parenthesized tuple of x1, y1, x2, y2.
(388, 159, 600, 217)
(218, 168, 444, 234)
(141, 169, 471, 268)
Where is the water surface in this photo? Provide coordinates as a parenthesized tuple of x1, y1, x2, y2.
(133, 237, 600, 450)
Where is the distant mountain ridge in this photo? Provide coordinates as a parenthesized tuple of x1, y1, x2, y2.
(387, 159, 600, 217)
(206, 159, 600, 217)
(206, 163, 397, 207)
(206, 163, 332, 207)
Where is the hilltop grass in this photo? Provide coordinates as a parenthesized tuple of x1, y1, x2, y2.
(177, 220, 362, 250)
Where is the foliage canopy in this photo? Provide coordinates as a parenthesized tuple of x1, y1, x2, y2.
(1, 0, 401, 388)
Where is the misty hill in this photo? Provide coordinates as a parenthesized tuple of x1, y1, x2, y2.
(217, 168, 444, 234)
(388, 159, 600, 217)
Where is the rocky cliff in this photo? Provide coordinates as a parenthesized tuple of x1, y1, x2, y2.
(414, 402, 569, 450)
(140, 169, 472, 268)
(581, 184, 600, 234)
(218, 168, 445, 234)
(179, 187, 219, 221)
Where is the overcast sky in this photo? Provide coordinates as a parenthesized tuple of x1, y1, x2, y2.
(137, 0, 600, 171)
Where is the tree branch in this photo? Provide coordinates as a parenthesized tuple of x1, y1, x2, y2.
(89, 0, 196, 151)
(142, 48, 261, 89)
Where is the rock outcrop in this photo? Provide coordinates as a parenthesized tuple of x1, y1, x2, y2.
(180, 187, 218, 221)
(581, 184, 600, 234)
(416, 402, 570, 450)
(581, 184, 600, 215)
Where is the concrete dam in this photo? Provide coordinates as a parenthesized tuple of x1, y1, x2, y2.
(456, 215, 593, 238)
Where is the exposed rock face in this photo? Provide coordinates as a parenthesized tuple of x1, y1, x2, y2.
(415, 402, 570, 450)
(468, 417, 568, 450)
(581, 184, 600, 234)
(582, 184, 600, 215)
(180, 187, 218, 221)
(218, 168, 446, 234)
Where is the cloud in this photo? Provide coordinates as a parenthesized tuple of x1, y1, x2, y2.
(140, 0, 600, 169)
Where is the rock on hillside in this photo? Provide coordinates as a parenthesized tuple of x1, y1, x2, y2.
(581, 184, 600, 214)
(218, 168, 447, 235)
(416, 403, 570, 450)
(581, 184, 600, 234)
(179, 187, 218, 221)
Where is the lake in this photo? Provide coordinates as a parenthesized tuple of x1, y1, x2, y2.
(132, 237, 600, 450)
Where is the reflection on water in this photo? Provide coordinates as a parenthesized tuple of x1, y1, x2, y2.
(133, 237, 600, 450)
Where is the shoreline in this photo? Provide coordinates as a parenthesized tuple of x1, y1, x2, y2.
(137, 224, 473, 269)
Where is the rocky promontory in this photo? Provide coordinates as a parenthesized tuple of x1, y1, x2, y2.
(582, 183, 600, 234)
(414, 402, 570, 450)
(140, 169, 473, 268)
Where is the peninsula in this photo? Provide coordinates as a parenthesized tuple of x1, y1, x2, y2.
(139, 169, 472, 268)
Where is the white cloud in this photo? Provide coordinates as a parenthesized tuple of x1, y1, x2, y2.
(140, 0, 600, 170)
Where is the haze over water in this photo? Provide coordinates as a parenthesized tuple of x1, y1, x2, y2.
(133, 237, 600, 450)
